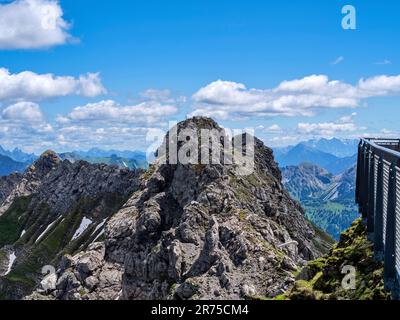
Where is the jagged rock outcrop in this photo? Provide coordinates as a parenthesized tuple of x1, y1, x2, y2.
(282, 163, 356, 202)
(282, 163, 334, 201)
(334, 165, 356, 200)
(46, 117, 330, 300)
(0, 151, 142, 299)
(0, 173, 22, 207)
(0, 151, 60, 216)
(27, 243, 122, 300)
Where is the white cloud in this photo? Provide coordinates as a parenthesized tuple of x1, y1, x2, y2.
(337, 112, 357, 124)
(297, 122, 359, 136)
(1, 101, 44, 122)
(257, 124, 282, 133)
(140, 89, 172, 101)
(193, 80, 258, 106)
(139, 89, 187, 105)
(296, 113, 365, 136)
(357, 75, 400, 96)
(0, 68, 106, 101)
(0, 100, 54, 152)
(331, 56, 344, 65)
(0, 91, 181, 153)
(76, 73, 107, 97)
(0, 0, 73, 49)
(57, 99, 178, 125)
(191, 74, 400, 120)
(267, 124, 282, 132)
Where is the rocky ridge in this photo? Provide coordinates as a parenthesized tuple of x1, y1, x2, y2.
(0, 151, 142, 299)
(32, 117, 331, 300)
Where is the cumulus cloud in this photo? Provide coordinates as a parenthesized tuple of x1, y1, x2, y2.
(0, 0, 73, 49)
(266, 124, 282, 132)
(357, 75, 400, 96)
(0, 68, 106, 102)
(0, 101, 168, 153)
(140, 89, 172, 101)
(257, 124, 282, 133)
(297, 122, 359, 136)
(1, 101, 44, 122)
(190, 74, 400, 120)
(1, 89, 182, 153)
(296, 113, 365, 136)
(53, 125, 154, 151)
(139, 89, 187, 105)
(0, 100, 54, 152)
(56, 100, 178, 125)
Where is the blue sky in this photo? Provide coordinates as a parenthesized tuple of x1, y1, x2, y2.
(0, 0, 399, 153)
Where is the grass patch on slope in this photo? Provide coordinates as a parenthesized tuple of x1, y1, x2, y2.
(0, 196, 32, 247)
(284, 219, 390, 300)
(0, 193, 128, 299)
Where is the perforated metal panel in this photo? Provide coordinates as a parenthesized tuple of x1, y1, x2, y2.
(373, 155, 379, 213)
(383, 161, 390, 246)
(395, 167, 400, 275)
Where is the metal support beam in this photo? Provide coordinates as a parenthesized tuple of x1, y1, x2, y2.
(374, 156, 384, 260)
(362, 146, 370, 219)
(356, 141, 363, 205)
(358, 144, 366, 215)
(384, 163, 397, 291)
(367, 154, 376, 238)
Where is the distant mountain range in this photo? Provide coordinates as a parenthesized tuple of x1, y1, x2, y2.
(299, 138, 359, 158)
(0, 146, 37, 177)
(0, 155, 29, 177)
(0, 145, 148, 176)
(67, 148, 147, 161)
(282, 163, 359, 240)
(59, 152, 148, 170)
(0, 146, 37, 163)
(275, 139, 359, 239)
(274, 138, 358, 175)
(282, 163, 356, 202)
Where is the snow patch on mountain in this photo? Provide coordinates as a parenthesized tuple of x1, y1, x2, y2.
(36, 217, 62, 243)
(5, 252, 16, 276)
(72, 217, 93, 240)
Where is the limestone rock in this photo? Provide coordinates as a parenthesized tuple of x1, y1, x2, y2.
(29, 117, 329, 300)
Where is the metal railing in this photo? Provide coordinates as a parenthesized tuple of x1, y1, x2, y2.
(356, 138, 400, 298)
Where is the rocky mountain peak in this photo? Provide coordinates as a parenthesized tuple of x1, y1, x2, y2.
(0, 153, 143, 299)
(35, 117, 330, 301)
(179, 116, 221, 131)
(28, 150, 61, 177)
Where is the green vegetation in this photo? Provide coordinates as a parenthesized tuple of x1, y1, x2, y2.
(284, 219, 390, 300)
(310, 223, 336, 254)
(303, 199, 360, 240)
(0, 196, 32, 247)
(0, 192, 128, 300)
